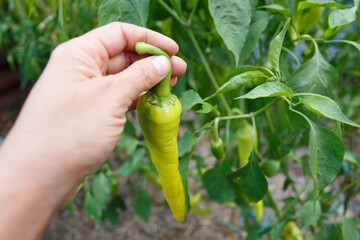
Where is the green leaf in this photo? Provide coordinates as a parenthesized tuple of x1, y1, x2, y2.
(97, 0, 150, 27)
(92, 173, 111, 210)
(287, 42, 338, 97)
(300, 200, 322, 226)
(26, 0, 34, 17)
(64, 198, 75, 215)
(104, 195, 126, 226)
(326, 40, 360, 52)
(269, 220, 286, 240)
(179, 154, 191, 212)
(84, 190, 102, 223)
(313, 224, 343, 240)
(344, 150, 360, 167)
(237, 82, 293, 99)
(328, 7, 356, 29)
(340, 214, 360, 240)
(207, 71, 268, 99)
(239, 11, 270, 64)
(124, 137, 139, 155)
(178, 132, 198, 157)
(116, 148, 146, 175)
(58, 0, 69, 42)
(307, 120, 345, 197)
(298, 0, 350, 10)
(267, 18, 290, 74)
(196, 102, 219, 115)
(227, 150, 268, 202)
(258, 4, 289, 16)
(208, 0, 252, 65)
(179, 90, 203, 113)
(104, 206, 118, 226)
(299, 95, 360, 128)
(132, 188, 152, 221)
(124, 116, 136, 138)
(202, 159, 234, 203)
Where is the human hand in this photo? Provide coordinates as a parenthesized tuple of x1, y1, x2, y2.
(0, 22, 186, 224)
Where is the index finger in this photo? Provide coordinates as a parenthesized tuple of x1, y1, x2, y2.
(81, 22, 179, 58)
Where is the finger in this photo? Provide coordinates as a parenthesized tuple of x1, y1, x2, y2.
(127, 93, 144, 111)
(79, 22, 178, 59)
(170, 56, 187, 77)
(107, 54, 187, 77)
(113, 55, 170, 101)
(170, 77, 178, 87)
(107, 52, 145, 74)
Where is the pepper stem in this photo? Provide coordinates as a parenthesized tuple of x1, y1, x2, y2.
(135, 42, 172, 98)
(213, 118, 220, 140)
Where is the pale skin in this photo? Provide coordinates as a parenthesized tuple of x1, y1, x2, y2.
(0, 22, 187, 240)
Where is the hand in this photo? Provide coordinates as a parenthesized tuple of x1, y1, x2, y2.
(0, 22, 186, 239)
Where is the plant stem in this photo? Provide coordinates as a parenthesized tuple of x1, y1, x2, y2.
(157, 0, 231, 114)
(267, 191, 282, 220)
(188, 0, 199, 25)
(213, 118, 220, 140)
(218, 97, 280, 121)
(135, 42, 171, 97)
(282, 46, 301, 66)
(325, 178, 360, 204)
(157, 0, 186, 26)
(187, 29, 231, 113)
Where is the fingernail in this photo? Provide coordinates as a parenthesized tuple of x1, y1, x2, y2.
(152, 56, 170, 78)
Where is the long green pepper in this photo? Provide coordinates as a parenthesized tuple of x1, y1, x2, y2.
(135, 42, 185, 222)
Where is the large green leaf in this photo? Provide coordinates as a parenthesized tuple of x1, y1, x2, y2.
(287, 42, 338, 97)
(267, 19, 290, 74)
(97, 0, 150, 26)
(207, 70, 268, 99)
(237, 82, 293, 99)
(299, 95, 360, 128)
(202, 159, 234, 203)
(179, 90, 203, 113)
(300, 200, 322, 226)
(307, 120, 345, 197)
(239, 11, 270, 64)
(298, 0, 350, 10)
(227, 150, 268, 202)
(208, 0, 252, 65)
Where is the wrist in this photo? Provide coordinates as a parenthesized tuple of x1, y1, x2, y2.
(0, 130, 81, 239)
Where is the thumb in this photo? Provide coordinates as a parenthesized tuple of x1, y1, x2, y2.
(114, 55, 170, 100)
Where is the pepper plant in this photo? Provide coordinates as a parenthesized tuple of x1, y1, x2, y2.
(1, 0, 360, 239)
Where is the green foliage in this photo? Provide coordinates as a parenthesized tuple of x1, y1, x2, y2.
(2, 0, 360, 237)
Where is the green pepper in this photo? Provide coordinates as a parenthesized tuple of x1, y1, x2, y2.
(237, 120, 255, 168)
(135, 42, 185, 222)
(211, 138, 224, 160)
(283, 221, 303, 240)
(253, 200, 263, 222)
(211, 118, 224, 160)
